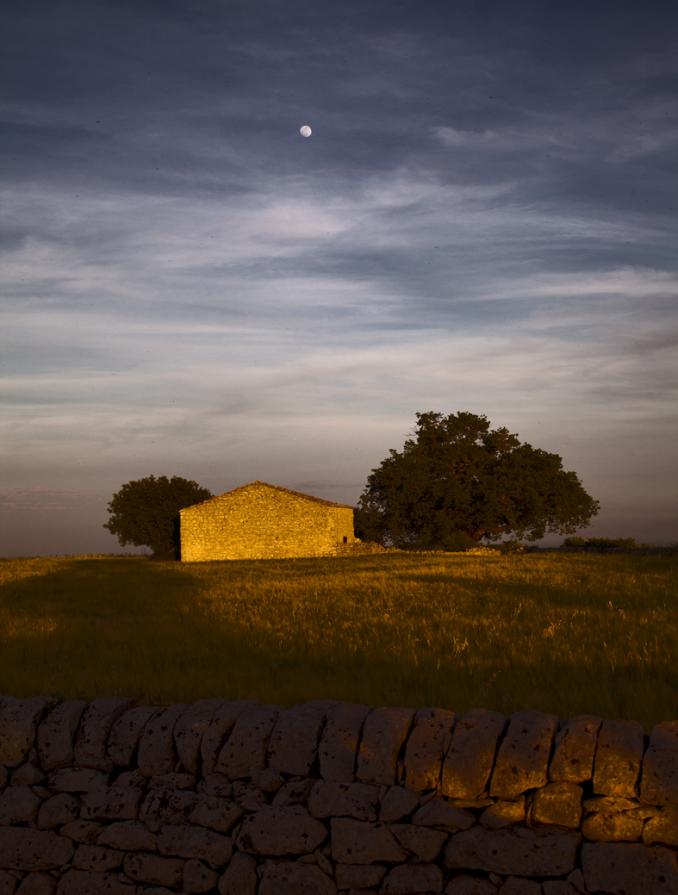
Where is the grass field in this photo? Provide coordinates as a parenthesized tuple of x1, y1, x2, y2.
(0, 552, 676, 729)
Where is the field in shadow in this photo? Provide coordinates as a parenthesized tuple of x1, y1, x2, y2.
(0, 553, 675, 728)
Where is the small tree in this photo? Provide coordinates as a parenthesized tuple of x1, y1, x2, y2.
(356, 411, 599, 549)
(104, 475, 212, 559)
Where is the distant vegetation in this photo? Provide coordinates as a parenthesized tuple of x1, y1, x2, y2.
(1, 552, 675, 729)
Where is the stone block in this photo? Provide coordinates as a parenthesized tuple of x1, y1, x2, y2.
(234, 780, 270, 810)
(183, 858, 218, 893)
(444, 826, 580, 876)
(59, 822, 102, 844)
(530, 782, 582, 829)
(380, 785, 420, 822)
(643, 805, 678, 846)
(108, 708, 161, 769)
(581, 795, 649, 842)
(308, 780, 380, 821)
(441, 709, 506, 799)
(137, 704, 186, 777)
(48, 769, 108, 793)
(356, 707, 415, 786)
(335, 864, 387, 889)
(549, 715, 601, 784)
(581, 841, 678, 893)
(236, 805, 326, 856)
(382, 863, 444, 893)
(490, 710, 558, 799)
(0, 871, 16, 895)
(0, 829, 74, 870)
(389, 822, 448, 860)
(123, 852, 185, 887)
(80, 770, 146, 821)
(98, 822, 157, 851)
(592, 719, 644, 797)
(72, 844, 124, 871)
(330, 818, 406, 863)
(318, 703, 370, 783)
(444, 877, 497, 895)
(267, 701, 335, 776)
(36, 793, 80, 829)
(55, 869, 135, 894)
(541, 883, 580, 895)
(0, 698, 52, 768)
(258, 859, 337, 895)
(73, 699, 133, 772)
(15, 872, 55, 895)
(189, 794, 243, 833)
(498, 878, 541, 895)
(480, 798, 525, 829)
(215, 705, 279, 779)
(173, 699, 224, 775)
(217, 851, 257, 895)
(0, 785, 41, 824)
(157, 824, 233, 865)
(640, 720, 678, 805)
(138, 784, 198, 832)
(200, 702, 257, 777)
(36, 702, 87, 772)
(404, 707, 455, 792)
(412, 796, 476, 831)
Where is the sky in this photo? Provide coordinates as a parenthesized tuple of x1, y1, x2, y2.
(1, 0, 677, 555)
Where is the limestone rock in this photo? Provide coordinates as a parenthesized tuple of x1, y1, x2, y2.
(412, 797, 476, 831)
(308, 781, 380, 821)
(11, 763, 44, 786)
(48, 769, 108, 793)
(592, 719, 644, 797)
(215, 706, 279, 779)
(267, 701, 334, 776)
(444, 877, 497, 895)
(72, 845, 124, 872)
(643, 805, 678, 846)
(147, 771, 195, 790)
(157, 824, 233, 865)
(441, 709, 506, 800)
(80, 770, 146, 821)
(0, 698, 52, 768)
(355, 707, 415, 786)
(59, 822, 102, 844)
(480, 799, 525, 829)
(530, 782, 582, 829)
(380, 786, 420, 822)
(189, 795, 243, 834)
(444, 826, 580, 876)
(15, 872, 56, 895)
(36, 702, 87, 772)
(54, 869, 135, 894)
(382, 863, 443, 893)
(258, 859, 336, 895)
(108, 707, 161, 769)
(123, 851, 185, 887)
(139, 784, 198, 832)
(330, 818, 407, 864)
(640, 720, 678, 805)
(498, 877, 541, 895)
(36, 793, 80, 829)
(319, 703, 371, 785)
(335, 864, 387, 889)
(548, 715, 601, 784)
(97, 821, 157, 851)
(581, 796, 649, 841)
(173, 699, 224, 775)
(217, 851, 257, 895)
(183, 858, 218, 893)
(73, 699, 133, 772)
(490, 710, 558, 799)
(581, 841, 678, 893)
(541, 883, 580, 895)
(269, 778, 314, 809)
(201, 702, 257, 777)
(389, 822, 448, 861)
(404, 708, 455, 792)
(0, 785, 41, 824)
(137, 705, 186, 778)
(0, 870, 17, 895)
(0, 828, 74, 870)
(237, 806, 326, 856)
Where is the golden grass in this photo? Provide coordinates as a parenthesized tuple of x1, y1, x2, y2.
(0, 552, 675, 728)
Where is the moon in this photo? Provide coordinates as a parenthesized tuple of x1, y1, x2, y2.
(299, 124, 312, 138)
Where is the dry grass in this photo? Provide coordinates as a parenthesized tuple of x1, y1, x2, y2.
(0, 552, 675, 728)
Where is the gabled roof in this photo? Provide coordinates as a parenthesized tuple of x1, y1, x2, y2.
(180, 480, 354, 512)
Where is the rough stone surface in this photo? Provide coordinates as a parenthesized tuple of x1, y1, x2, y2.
(0, 786, 41, 824)
(330, 818, 407, 864)
(37, 793, 80, 829)
(98, 821, 157, 851)
(123, 852, 185, 887)
(157, 824, 233, 865)
(80, 770, 146, 821)
(0, 871, 17, 895)
(59, 822, 102, 844)
(55, 869, 135, 894)
(172, 700, 223, 775)
(237, 806, 326, 856)
(215, 706, 278, 779)
(389, 823, 448, 861)
(442, 710, 506, 799)
(0, 699, 51, 768)
(382, 863, 444, 894)
(444, 877, 497, 895)
(72, 844, 124, 872)
(412, 797, 476, 831)
(581, 796, 649, 842)
(200, 702, 256, 777)
(335, 864, 387, 889)
(643, 805, 678, 846)
(356, 708, 415, 786)
(0, 829, 74, 870)
(641, 720, 678, 806)
(138, 784, 198, 832)
(592, 719, 644, 797)
(183, 858, 218, 893)
(137, 705, 186, 778)
(490, 710, 558, 799)
(318, 703, 370, 783)
(267, 701, 333, 776)
(308, 781, 380, 821)
(258, 859, 337, 895)
(404, 708, 455, 792)
(189, 795, 242, 833)
(480, 799, 525, 829)
(380, 785, 420, 822)
(73, 699, 133, 772)
(444, 827, 580, 877)
(581, 841, 678, 893)
(217, 851, 257, 895)
(498, 877, 541, 895)
(549, 715, 601, 784)
(36, 702, 87, 772)
(48, 769, 108, 793)
(531, 783, 582, 829)
(108, 707, 161, 769)
(15, 872, 56, 895)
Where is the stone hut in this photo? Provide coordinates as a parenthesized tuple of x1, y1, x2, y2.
(179, 480, 356, 562)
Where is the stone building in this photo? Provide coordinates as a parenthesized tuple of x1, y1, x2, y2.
(179, 480, 355, 562)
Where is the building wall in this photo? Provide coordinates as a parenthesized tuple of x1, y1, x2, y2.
(0, 695, 676, 893)
(180, 483, 355, 562)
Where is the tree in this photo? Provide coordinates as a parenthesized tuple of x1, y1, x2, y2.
(104, 475, 212, 559)
(355, 411, 599, 549)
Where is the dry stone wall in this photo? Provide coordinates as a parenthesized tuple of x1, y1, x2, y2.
(0, 695, 676, 895)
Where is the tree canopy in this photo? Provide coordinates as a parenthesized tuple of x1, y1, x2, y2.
(355, 411, 600, 549)
(104, 475, 212, 559)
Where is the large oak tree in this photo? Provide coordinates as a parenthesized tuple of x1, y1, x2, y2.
(356, 411, 599, 549)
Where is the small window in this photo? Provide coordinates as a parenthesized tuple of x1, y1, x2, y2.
(342, 536, 348, 544)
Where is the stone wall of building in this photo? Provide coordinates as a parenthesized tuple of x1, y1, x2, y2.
(0, 694, 676, 894)
(179, 483, 355, 563)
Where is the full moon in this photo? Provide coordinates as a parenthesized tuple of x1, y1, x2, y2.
(299, 124, 312, 138)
